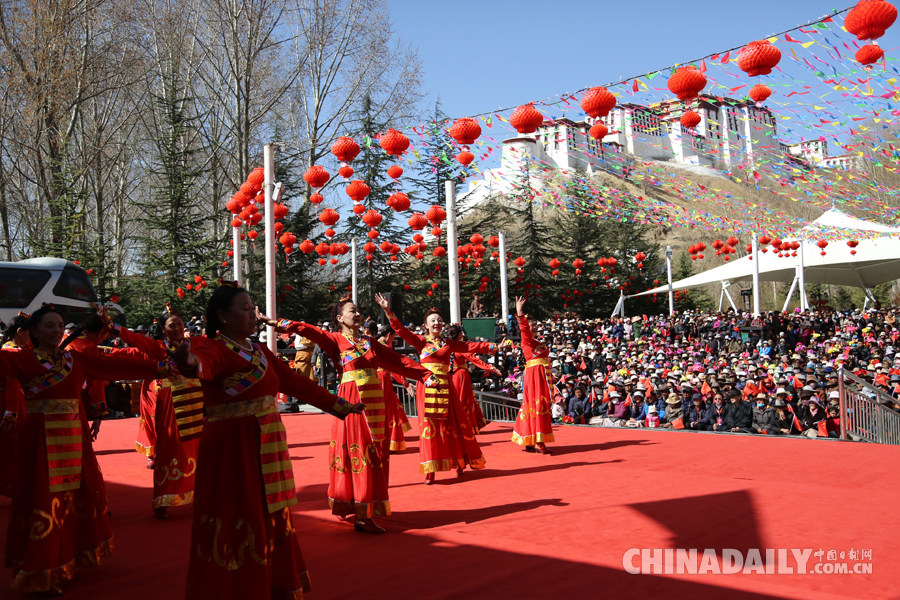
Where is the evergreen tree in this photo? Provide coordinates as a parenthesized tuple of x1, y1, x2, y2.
(124, 69, 212, 326)
(671, 250, 715, 312)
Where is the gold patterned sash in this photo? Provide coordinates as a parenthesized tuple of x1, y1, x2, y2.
(525, 357, 555, 393)
(27, 398, 83, 493)
(161, 378, 205, 441)
(422, 363, 450, 420)
(341, 368, 386, 442)
(205, 396, 295, 513)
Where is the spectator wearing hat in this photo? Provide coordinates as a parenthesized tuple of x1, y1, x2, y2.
(767, 398, 794, 435)
(799, 396, 827, 438)
(645, 405, 660, 428)
(661, 393, 685, 429)
(602, 390, 631, 427)
(625, 393, 647, 427)
(751, 393, 773, 434)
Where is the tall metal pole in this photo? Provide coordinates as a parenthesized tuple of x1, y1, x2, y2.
(499, 231, 510, 333)
(445, 180, 461, 324)
(798, 240, 808, 311)
(351, 237, 358, 305)
(665, 246, 674, 316)
(263, 144, 276, 353)
(232, 224, 242, 286)
(751, 232, 761, 317)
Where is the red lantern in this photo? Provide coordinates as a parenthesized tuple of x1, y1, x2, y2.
(346, 180, 370, 202)
(845, 0, 897, 41)
(368, 230, 379, 240)
(387, 165, 403, 179)
(573, 258, 584, 270)
(759, 235, 771, 245)
(388, 192, 410, 212)
(433, 246, 447, 257)
(338, 166, 354, 179)
(509, 103, 545, 134)
(635, 252, 646, 262)
(817, 240, 829, 249)
(331, 137, 360, 163)
(749, 83, 773, 105)
(352, 203, 365, 215)
(667, 66, 707, 101)
(431, 227, 443, 238)
(726, 236, 739, 247)
(425, 205, 447, 225)
(514, 257, 526, 268)
(303, 165, 330, 189)
(857, 44, 885, 68)
(248, 230, 258, 240)
(299, 240, 315, 254)
(379, 128, 410, 156)
(847, 240, 860, 248)
(737, 40, 782, 77)
(549, 258, 561, 268)
(247, 167, 264, 187)
(448, 117, 481, 146)
(457, 151, 475, 166)
(589, 123, 609, 141)
(470, 234, 483, 245)
(362, 210, 383, 229)
(315, 242, 329, 255)
(231, 218, 243, 228)
(309, 192, 324, 205)
(488, 235, 499, 247)
(319, 208, 340, 228)
(580, 86, 617, 118)
(680, 111, 701, 129)
(408, 213, 427, 230)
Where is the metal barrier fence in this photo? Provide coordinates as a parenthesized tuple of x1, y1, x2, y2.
(392, 382, 520, 423)
(839, 368, 900, 445)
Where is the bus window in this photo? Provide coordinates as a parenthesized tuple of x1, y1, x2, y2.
(52, 269, 97, 303)
(0, 267, 52, 308)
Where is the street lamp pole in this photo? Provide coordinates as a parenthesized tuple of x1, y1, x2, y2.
(666, 246, 674, 316)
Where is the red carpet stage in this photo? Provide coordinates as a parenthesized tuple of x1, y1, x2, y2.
(2, 415, 897, 599)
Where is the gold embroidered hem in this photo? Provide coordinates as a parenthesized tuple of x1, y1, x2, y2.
(207, 396, 275, 421)
(419, 456, 484, 474)
(10, 558, 76, 593)
(328, 497, 391, 519)
(152, 491, 194, 509)
(400, 422, 412, 433)
(511, 432, 555, 446)
(135, 441, 155, 457)
(389, 440, 407, 452)
(75, 536, 114, 568)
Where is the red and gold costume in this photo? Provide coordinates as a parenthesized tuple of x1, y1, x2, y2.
(186, 336, 354, 600)
(278, 320, 431, 519)
(0, 341, 27, 497)
(117, 327, 206, 510)
(135, 378, 157, 458)
(379, 369, 411, 452)
(0, 347, 159, 593)
(512, 315, 555, 447)
(450, 353, 492, 434)
(387, 314, 497, 474)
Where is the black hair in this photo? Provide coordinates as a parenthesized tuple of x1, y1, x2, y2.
(205, 284, 248, 339)
(0, 314, 29, 347)
(156, 305, 183, 341)
(331, 299, 355, 328)
(28, 305, 64, 347)
(424, 307, 443, 322)
(446, 324, 463, 340)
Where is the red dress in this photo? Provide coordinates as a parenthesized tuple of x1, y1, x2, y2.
(0, 347, 158, 593)
(0, 341, 27, 498)
(380, 370, 411, 452)
(388, 314, 497, 474)
(278, 321, 431, 519)
(187, 337, 354, 600)
(450, 353, 492, 434)
(512, 315, 555, 446)
(118, 328, 206, 510)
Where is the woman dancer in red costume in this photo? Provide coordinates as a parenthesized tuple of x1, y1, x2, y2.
(112, 305, 207, 518)
(0, 313, 30, 498)
(259, 298, 435, 534)
(0, 306, 164, 595)
(511, 296, 555, 454)
(170, 283, 363, 599)
(375, 294, 498, 485)
(446, 324, 502, 434)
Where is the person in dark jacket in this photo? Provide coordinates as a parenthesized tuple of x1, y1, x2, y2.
(751, 393, 773, 434)
(685, 394, 707, 430)
(727, 389, 754, 432)
(567, 385, 592, 423)
(767, 398, 794, 435)
(701, 392, 731, 432)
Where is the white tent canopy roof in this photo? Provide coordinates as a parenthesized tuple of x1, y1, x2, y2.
(634, 209, 900, 297)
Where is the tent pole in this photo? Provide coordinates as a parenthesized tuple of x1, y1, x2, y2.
(798, 241, 808, 311)
(783, 276, 798, 312)
(751, 232, 761, 317)
(723, 282, 738, 311)
(848, 264, 876, 303)
(718, 284, 725, 312)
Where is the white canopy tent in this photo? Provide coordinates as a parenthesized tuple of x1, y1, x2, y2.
(631, 209, 900, 312)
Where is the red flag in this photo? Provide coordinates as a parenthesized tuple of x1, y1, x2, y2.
(632, 79, 640, 92)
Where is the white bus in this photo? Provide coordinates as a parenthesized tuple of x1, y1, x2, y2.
(0, 258, 104, 326)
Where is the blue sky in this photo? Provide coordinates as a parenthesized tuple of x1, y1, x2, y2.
(386, 0, 900, 120)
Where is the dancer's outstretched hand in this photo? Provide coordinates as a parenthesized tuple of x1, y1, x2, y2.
(374, 293, 390, 312)
(515, 296, 526, 316)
